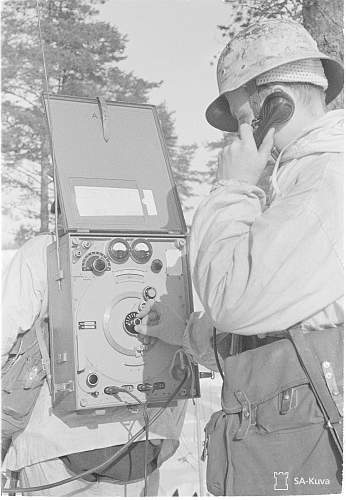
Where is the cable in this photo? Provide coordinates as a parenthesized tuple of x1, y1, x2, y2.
(143, 410, 149, 497)
(105, 386, 150, 496)
(2, 369, 190, 494)
(212, 327, 224, 380)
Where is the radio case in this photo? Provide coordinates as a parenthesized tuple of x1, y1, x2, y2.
(44, 94, 200, 414)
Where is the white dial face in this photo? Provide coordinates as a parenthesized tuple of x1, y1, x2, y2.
(131, 239, 152, 264)
(108, 239, 130, 263)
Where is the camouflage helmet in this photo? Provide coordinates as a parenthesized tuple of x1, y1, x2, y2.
(206, 19, 344, 132)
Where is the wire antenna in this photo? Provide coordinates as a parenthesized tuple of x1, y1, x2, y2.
(36, 0, 63, 288)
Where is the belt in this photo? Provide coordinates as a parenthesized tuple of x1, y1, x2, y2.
(217, 332, 286, 358)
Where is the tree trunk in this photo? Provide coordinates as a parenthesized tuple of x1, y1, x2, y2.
(302, 0, 344, 109)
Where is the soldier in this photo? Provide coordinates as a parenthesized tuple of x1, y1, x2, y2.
(184, 19, 343, 495)
(2, 210, 187, 496)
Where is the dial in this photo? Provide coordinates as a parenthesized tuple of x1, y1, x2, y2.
(82, 251, 111, 273)
(91, 257, 107, 275)
(131, 239, 153, 264)
(124, 311, 141, 336)
(108, 238, 130, 264)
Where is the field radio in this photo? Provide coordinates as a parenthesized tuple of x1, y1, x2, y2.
(44, 94, 200, 415)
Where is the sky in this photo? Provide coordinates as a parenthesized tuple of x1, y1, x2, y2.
(98, 0, 233, 220)
(99, 0, 231, 144)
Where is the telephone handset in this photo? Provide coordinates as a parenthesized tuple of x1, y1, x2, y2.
(252, 90, 295, 148)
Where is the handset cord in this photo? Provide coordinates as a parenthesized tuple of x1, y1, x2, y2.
(36, 0, 63, 288)
(2, 368, 190, 494)
(212, 327, 224, 380)
(107, 387, 150, 496)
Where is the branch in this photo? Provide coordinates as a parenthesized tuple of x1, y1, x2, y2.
(315, 4, 343, 29)
(3, 90, 43, 112)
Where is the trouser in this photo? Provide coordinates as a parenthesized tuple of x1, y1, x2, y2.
(16, 457, 160, 496)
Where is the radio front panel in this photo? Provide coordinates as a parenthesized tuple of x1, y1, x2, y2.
(48, 233, 199, 414)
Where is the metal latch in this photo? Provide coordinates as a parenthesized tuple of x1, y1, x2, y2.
(201, 435, 209, 461)
(57, 352, 68, 364)
(322, 361, 343, 416)
(199, 371, 215, 379)
(54, 380, 74, 393)
(279, 388, 297, 415)
(234, 390, 252, 440)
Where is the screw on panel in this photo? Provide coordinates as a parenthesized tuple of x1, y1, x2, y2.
(175, 239, 185, 249)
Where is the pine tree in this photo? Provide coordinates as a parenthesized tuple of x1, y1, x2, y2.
(2, 0, 198, 244)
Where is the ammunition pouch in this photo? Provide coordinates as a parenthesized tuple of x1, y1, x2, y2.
(203, 327, 343, 496)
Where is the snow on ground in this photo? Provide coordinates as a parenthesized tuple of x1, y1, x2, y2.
(158, 375, 222, 496)
(2, 249, 17, 272)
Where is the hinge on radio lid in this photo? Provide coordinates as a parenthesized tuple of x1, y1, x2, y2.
(54, 380, 74, 392)
(55, 270, 64, 281)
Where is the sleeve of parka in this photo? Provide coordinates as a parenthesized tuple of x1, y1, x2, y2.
(189, 167, 343, 335)
(1, 235, 50, 363)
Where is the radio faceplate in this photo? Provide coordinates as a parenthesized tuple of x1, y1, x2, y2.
(48, 233, 200, 414)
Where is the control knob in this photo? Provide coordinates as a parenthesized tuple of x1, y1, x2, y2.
(143, 286, 157, 300)
(91, 257, 107, 275)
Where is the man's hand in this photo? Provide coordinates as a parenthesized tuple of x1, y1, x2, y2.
(134, 299, 162, 343)
(184, 312, 214, 357)
(217, 124, 274, 185)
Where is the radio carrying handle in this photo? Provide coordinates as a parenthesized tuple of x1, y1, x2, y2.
(96, 96, 110, 143)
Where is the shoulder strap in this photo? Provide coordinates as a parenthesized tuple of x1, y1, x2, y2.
(288, 327, 343, 459)
(35, 320, 51, 394)
(33, 234, 54, 394)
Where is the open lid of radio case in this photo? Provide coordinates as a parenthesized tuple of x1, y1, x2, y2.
(43, 94, 187, 234)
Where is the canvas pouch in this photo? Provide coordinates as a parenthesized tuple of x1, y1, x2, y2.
(2, 325, 47, 450)
(203, 328, 343, 496)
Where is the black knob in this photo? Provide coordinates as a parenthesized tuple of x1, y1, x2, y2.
(87, 373, 99, 387)
(92, 257, 107, 275)
(124, 312, 141, 335)
(151, 259, 163, 273)
(143, 286, 157, 300)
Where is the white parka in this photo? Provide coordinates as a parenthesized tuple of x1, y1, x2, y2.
(186, 110, 343, 365)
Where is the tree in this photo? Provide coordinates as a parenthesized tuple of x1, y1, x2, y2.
(220, 0, 343, 109)
(302, 0, 343, 109)
(2, 0, 198, 243)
